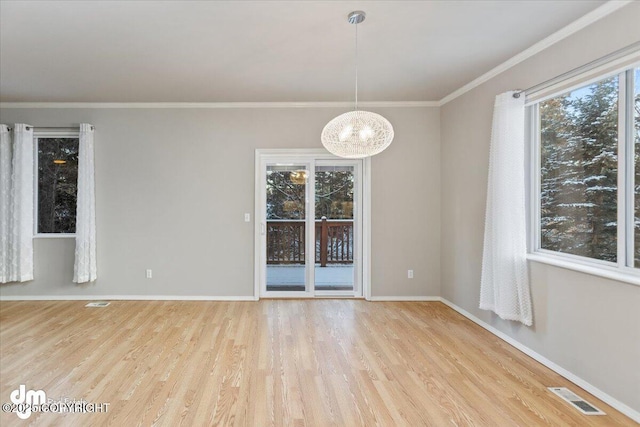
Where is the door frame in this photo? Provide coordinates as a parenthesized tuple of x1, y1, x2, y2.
(254, 149, 371, 299)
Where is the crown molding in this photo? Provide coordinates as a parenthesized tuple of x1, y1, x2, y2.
(0, 2, 630, 110)
(438, 0, 634, 106)
(0, 100, 439, 109)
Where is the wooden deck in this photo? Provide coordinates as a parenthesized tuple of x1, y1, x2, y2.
(267, 264, 354, 290)
(0, 300, 635, 426)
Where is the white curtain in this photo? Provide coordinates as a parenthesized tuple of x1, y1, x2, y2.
(73, 124, 97, 283)
(479, 92, 532, 326)
(0, 125, 11, 282)
(0, 124, 34, 283)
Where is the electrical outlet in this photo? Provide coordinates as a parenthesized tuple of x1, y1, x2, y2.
(408, 269, 414, 279)
(146, 269, 152, 279)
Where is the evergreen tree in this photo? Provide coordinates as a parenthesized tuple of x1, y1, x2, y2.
(266, 170, 306, 220)
(38, 138, 79, 233)
(315, 171, 354, 219)
(541, 77, 618, 261)
(266, 169, 354, 220)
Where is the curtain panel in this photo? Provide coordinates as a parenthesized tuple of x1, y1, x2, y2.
(0, 124, 34, 283)
(73, 124, 97, 283)
(479, 92, 532, 326)
(0, 125, 11, 282)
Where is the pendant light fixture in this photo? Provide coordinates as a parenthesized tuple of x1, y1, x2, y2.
(321, 11, 394, 159)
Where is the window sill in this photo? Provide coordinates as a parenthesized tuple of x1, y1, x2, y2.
(526, 253, 640, 287)
(33, 234, 76, 239)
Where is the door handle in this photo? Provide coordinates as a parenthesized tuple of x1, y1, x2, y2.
(260, 223, 266, 235)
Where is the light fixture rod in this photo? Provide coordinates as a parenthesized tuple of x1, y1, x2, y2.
(355, 21, 358, 110)
(348, 11, 365, 111)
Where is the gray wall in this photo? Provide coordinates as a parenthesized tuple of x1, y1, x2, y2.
(0, 106, 440, 298)
(440, 2, 640, 413)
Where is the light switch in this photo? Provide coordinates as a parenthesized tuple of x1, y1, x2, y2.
(244, 213, 251, 222)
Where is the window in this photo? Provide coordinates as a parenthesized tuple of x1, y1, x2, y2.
(36, 135, 79, 234)
(539, 75, 619, 262)
(531, 64, 639, 277)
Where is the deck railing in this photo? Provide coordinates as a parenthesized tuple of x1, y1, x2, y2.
(266, 218, 353, 266)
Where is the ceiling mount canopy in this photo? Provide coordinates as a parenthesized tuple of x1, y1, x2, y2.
(347, 10, 366, 25)
(321, 10, 394, 159)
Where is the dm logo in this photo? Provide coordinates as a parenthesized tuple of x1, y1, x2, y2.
(10, 385, 46, 419)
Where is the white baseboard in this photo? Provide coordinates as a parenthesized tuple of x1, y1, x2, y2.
(368, 296, 441, 301)
(1, 295, 440, 302)
(1, 295, 438, 302)
(439, 298, 640, 424)
(0, 295, 259, 301)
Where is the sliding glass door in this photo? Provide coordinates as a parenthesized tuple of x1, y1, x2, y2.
(265, 164, 310, 292)
(257, 151, 363, 298)
(314, 163, 357, 294)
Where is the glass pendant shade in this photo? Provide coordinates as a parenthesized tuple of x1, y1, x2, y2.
(321, 110, 394, 158)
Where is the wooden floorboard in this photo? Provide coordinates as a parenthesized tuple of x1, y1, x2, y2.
(0, 300, 635, 426)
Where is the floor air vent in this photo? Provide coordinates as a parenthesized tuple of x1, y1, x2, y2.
(85, 302, 110, 307)
(548, 387, 605, 415)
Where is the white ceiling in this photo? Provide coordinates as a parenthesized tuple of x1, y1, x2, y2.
(0, 0, 607, 103)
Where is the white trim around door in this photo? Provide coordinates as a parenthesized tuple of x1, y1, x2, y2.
(254, 149, 371, 299)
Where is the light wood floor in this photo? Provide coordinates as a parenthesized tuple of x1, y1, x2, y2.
(0, 300, 635, 426)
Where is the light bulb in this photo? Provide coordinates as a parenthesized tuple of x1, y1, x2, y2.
(359, 126, 374, 141)
(339, 125, 353, 142)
